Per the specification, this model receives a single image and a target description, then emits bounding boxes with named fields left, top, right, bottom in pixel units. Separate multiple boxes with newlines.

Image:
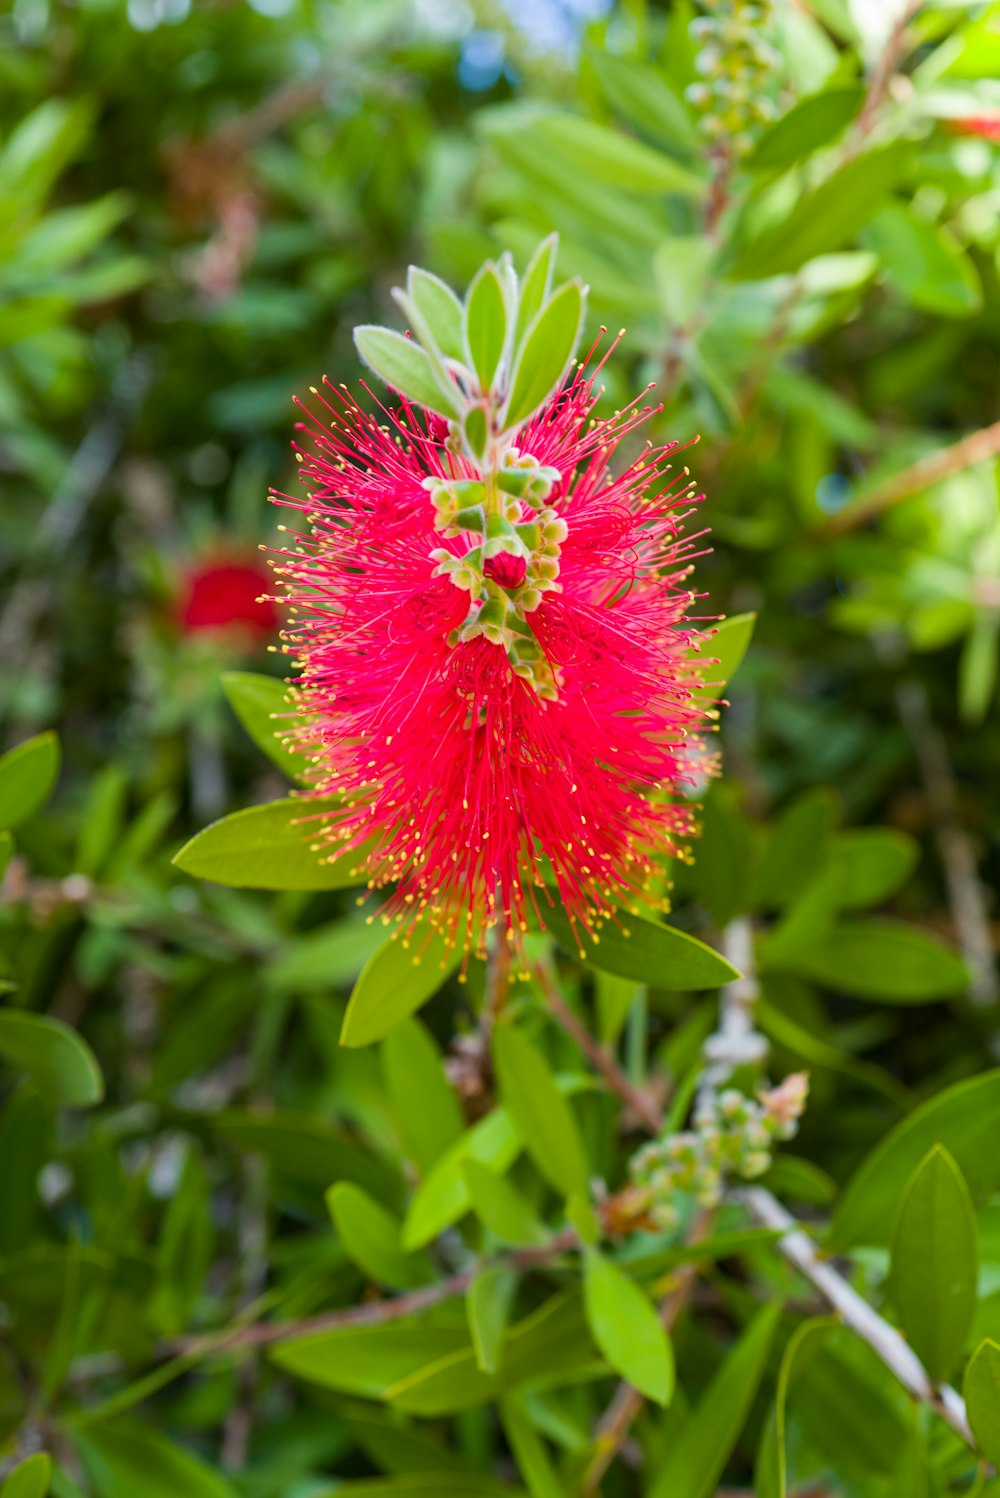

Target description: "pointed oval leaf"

left=514, top=234, right=558, bottom=346
left=402, top=1108, right=522, bottom=1250
left=221, top=672, right=310, bottom=780
left=965, top=1338, right=1000, bottom=1466
left=0, top=732, right=60, bottom=833
left=828, top=828, right=919, bottom=909
left=461, top=1158, right=547, bottom=1246
left=327, top=1182, right=423, bottom=1289
left=382, top=1018, right=464, bottom=1174
left=465, top=263, right=508, bottom=393
left=791, top=919, right=968, bottom=1002
left=544, top=903, right=739, bottom=990
left=832, top=1069, right=1000, bottom=1248
left=748, top=85, right=865, bottom=171
left=889, top=1145, right=978, bottom=1382
left=1, top=1453, right=51, bottom=1498
left=407, top=266, right=466, bottom=361
left=173, top=798, right=371, bottom=890
left=493, top=1023, right=588, bottom=1197
left=531, top=111, right=705, bottom=195
left=692, top=612, right=756, bottom=700
left=0, top=1011, right=103, bottom=1107
left=468, top=1266, right=518, bottom=1375
left=341, top=917, right=461, bottom=1048
left=504, top=281, right=583, bottom=431
left=354, top=325, right=459, bottom=418
left=651, top=1304, right=780, bottom=1498
left=583, top=1247, right=673, bottom=1405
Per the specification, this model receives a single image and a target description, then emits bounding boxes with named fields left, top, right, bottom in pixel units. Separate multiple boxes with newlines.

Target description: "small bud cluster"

left=629, top=1072, right=809, bottom=1231
left=685, top=0, right=781, bottom=159
left=428, top=449, right=567, bottom=701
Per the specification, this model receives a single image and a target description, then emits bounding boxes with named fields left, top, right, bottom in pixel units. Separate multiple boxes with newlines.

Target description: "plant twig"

left=717, top=923, right=976, bottom=1453
left=739, top=1186, right=974, bottom=1447
left=535, top=963, right=665, bottom=1133
left=854, top=0, right=921, bottom=142
left=817, top=418, right=1000, bottom=536
left=173, top=1230, right=579, bottom=1357
left=896, top=681, right=998, bottom=1006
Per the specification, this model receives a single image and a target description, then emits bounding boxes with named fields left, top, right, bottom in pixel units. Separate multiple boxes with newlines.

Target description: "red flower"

left=272, top=347, right=713, bottom=961
left=178, top=556, right=277, bottom=641
left=947, top=116, right=1000, bottom=142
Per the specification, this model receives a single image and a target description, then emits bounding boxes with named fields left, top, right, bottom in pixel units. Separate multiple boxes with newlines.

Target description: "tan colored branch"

left=535, top=963, right=665, bottom=1134
left=818, top=418, right=1000, bottom=536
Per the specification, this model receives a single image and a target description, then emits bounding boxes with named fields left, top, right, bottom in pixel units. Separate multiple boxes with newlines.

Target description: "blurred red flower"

left=177, top=555, right=277, bottom=640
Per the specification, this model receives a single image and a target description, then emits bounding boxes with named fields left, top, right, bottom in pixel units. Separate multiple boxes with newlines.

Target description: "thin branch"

left=717, top=925, right=977, bottom=1454
left=817, top=418, right=1000, bottom=537
left=173, top=1230, right=579, bottom=1358
left=855, top=1, right=921, bottom=141
left=739, top=1186, right=974, bottom=1447
left=535, top=963, right=665, bottom=1133
left=896, top=681, right=998, bottom=1005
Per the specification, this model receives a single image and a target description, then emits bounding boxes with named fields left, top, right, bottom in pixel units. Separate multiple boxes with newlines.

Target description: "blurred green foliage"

left=2, top=0, right=1000, bottom=1494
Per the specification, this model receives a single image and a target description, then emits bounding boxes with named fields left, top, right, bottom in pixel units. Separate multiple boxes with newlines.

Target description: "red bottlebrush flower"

left=947, top=116, right=1000, bottom=142
left=178, top=555, right=278, bottom=641
left=271, top=342, right=714, bottom=963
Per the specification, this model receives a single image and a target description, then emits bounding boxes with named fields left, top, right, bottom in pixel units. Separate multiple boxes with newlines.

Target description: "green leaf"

left=788, top=918, right=968, bottom=1002
left=214, top=1109, right=401, bottom=1204
left=889, top=1145, right=978, bottom=1381
left=964, top=1338, right=1000, bottom=1466
left=1, top=1453, right=51, bottom=1498
left=758, top=992, right=912, bottom=1110
left=862, top=203, right=983, bottom=317
left=755, top=1318, right=836, bottom=1498
left=828, top=828, right=919, bottom=909
left=0, top=1011, right=103, bottom=1107
left=173, top=798, right=371, bottom=890
left=74, top=1422, right=238, bottom=1498
left=271, top=1321, right=471, bottom=1397
left=514, top=235, right=558, bottom=346
left=465, top=262, right=508, bottom=392
left=732, top=141, right=909, bottom=279
left=504, top=281, right=584, bottom=431
left=749, top=789, right=840, bottom=910
left=0, top=732, right=60, bottom=832
left=221, top=671, right=310, bottom=780
left=406, top=266, right=466, bottom=361
left=341, top=917, right=462, bottom=1048
left=402, top=1108, right=522, bottom=1250
left=493, top=1024, right=589, bottom=1198
left=582, top=1247, right=673, bottom=1404
left=313, top=1477, right=518, bottom=1497
left=653, top=235, right=712, bottom=328
left=0, top=98, right=94, bottom=209
left=832, top=1069, right=1000, bottom=1248
left=748, top=85, right=865, bottom=170
left=544, top=903, right=739, bottom=989
left=386, top=1289, right=598, bottom=1415
left=462, top=1158, right=548, bottom=1246
left=585, top=49, right=699, bottom=153
left=469, top=1266, right=517, bottom=1375
left=500, top=1392, right=565, bottom=1498
left=328, top=1182, right=425, bottom=1289
left=651, top=1303, right=780, bottom=1498
left=382, top=1018, right=464, bottom=1174
left=529, top=110, right=704, bottom=196
left=354, top=326, right=459, bottom=418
